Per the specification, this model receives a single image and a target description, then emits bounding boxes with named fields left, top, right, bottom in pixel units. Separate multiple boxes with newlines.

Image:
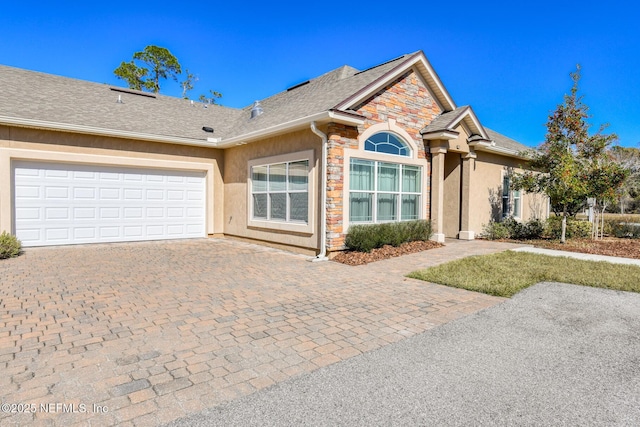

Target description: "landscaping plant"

left=0, top=231, right=21, bottom=259
left=345, top=220, right=432, bottom=253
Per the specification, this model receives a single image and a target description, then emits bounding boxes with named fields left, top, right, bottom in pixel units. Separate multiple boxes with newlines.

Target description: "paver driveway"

left=0, top=238, right=523, bottom=426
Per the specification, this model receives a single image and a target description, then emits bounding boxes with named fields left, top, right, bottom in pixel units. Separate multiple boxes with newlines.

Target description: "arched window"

left=364, top=132, right=411, bottom=157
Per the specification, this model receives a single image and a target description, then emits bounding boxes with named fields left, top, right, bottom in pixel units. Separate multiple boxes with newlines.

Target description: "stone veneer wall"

left=326, top=123, right=359, bottom=250
left=325, top=70, right=442, bottom=252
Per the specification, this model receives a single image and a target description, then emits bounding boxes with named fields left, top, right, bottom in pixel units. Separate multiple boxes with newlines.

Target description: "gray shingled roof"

left=224, top=54, right=414, bottom=139
left=420, top=106, right=470, bottom=134
left=0, top=65, right=243, bottom=141
left=0, top=54, right=414, bottom=143
left=485, top=128, right=530, bottom=153
left=1, top=55, right=528, bottom=154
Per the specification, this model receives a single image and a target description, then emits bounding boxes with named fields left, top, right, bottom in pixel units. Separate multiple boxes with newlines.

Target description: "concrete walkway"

left=0, top=238, right=523, bottom=427
left=513, top=246, right=640, bottom=266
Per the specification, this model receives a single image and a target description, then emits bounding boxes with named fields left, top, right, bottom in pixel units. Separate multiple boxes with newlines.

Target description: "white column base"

left=431, top=233, right=446, bottom=243
left=458, top=230, right=475, bottom=240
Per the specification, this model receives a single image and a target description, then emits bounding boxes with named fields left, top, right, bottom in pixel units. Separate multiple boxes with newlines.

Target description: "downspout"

left=310, top=121, right=328, bottom=261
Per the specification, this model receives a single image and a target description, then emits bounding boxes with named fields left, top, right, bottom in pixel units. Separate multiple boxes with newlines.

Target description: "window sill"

left=248, top=219, right=313, bottom=235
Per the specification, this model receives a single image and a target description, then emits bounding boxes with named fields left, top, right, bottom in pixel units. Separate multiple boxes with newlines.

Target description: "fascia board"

left=335, top=51, right=457, bottom=113
left=214, top=110, right=365, bottom=148
left=472, top=142, right=529, bottom=160
left=421, top=130, right=460, bottom=140
left=0, top=116, right=217, bottom=148
left=452, top=108, right=489, bottom=140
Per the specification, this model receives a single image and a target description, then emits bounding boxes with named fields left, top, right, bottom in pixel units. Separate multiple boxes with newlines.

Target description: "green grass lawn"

left=407, top=251, right=640, bottom=298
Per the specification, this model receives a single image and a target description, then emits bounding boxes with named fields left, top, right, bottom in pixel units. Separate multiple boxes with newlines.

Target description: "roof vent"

left=250, top=101, right=263, bottom=119
left=202, top=126, right=214, bottom=133
left=287, top=80, right=310, bottom=91
left=116, top=94, right=123, bottom=104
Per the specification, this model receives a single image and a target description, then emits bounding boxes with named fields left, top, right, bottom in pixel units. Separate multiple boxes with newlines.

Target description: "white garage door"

left=14, top=161, right=206, bottom=247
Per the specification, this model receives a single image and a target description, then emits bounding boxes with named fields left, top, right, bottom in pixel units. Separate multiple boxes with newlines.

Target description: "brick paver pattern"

left=0, top=238, right=523, bottom=426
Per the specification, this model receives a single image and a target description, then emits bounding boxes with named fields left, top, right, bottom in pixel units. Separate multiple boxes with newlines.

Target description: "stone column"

left=458, top=153, right=476, bottom=240
left=429, top=143, right=447, bottom=243
left=325, top=123, right=359, bottom=252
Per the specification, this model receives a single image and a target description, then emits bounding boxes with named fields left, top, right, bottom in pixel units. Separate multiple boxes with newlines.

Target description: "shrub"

left=482, top=221, right=511, bottom=240
left=0, top=232, right=22, bottom=259
left=344, top=220, right=432, bottom=253
left=605, top=218, right=640, bottom=239
left=520, top=218, right=545, bottom=239
left=482, top=217, right=545, bottom=240
left=545, top=216, right=591, bottom=239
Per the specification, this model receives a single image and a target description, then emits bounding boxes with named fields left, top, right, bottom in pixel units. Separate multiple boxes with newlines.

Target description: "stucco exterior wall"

left=0, top=125, right=225, bottom=237
left=443, top=153, right=461, bottom=237
left=223, top=129, right=322, bottom=253
left=469, top=151, right=548, bottom=235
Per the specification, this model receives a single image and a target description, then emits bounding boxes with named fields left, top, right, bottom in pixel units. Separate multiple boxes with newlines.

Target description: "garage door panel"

left=14, top=161, right=206, bottom=247
left=124, top=226, right=143, bottom=237
left=73, top=171, right=97, bottom=180
left=74, top=228, right=96, bottom=239
left=45, top=170, right=70, bottom=179
left=124, top=189, right=143, bottom=200
left=100, top=188, right=120, bottom=199
left=15, top=185, right=40, bottom=198
left=45, top=207, right=70, bottom=220
left=74, top=187, right=96, bottom=199
left=46, top=228, right=69, bottom=241
left=73, top=207, right=97, bottom=219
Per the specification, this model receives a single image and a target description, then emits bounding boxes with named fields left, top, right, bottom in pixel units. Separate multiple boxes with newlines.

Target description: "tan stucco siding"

left=469, top=151, right=548, bottom=235
left=223, top=129, right=322, bottom=252
left=448, top=126, right=471, bottom=154
left=0, top=125, right=225, bottom=236
left=443, top=153, right=461, bottom=237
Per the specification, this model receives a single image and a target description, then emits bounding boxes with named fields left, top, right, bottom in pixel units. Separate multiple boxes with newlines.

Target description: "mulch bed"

left=331, top=237, right=640, bottom=266
left=332, top=240, right=443, bottom=266
left=526, top=238, right=640, bottom=260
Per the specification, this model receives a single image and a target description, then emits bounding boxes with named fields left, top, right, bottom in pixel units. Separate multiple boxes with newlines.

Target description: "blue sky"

left=1, top=1, right=638, bottom=147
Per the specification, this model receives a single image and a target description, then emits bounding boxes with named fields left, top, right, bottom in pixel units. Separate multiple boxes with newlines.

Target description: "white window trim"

left=512, top=188, right=522, bottom=219
left=501, top=170, right=522, bottom=220
left=344, top=122, right=425, bottom=232
left=247, top=150, right=315, bottom=234
left=359, top=119, right=419, bottom=156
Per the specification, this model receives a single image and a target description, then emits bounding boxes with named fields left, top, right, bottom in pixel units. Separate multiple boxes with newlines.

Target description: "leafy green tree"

left=113, top=60, right=148, bottom=91
left=114, top=45, right=182, bottom=93
left=198, top=89, right=222, bottom=105
left=512, top=65, right=627, bottom=242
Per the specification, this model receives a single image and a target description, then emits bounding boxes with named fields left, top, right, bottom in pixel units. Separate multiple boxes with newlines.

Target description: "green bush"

left=482, top=217, right=545, bottom=240
left=345, top=220, right=432, bottom=253
left=605, top=219, right=640, bottom=238
left=0, top=232, right=22, bottom=259
left=545, top=216, right=591, bottom=239
left=522, top=218, right=545, bottom=239
left=482, top=221, right=511, bottom=240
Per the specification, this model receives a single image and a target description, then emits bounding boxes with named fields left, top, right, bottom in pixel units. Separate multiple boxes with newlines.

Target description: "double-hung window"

left=502, top=174, right=521, bottom=218
left=251, top=160, right=309, bottom=223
